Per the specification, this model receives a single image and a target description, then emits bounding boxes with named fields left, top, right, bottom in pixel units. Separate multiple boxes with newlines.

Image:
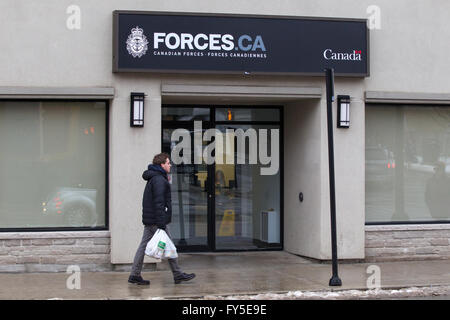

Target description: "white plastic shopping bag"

left=145, top=229, right=165, bottom=259
left=162, top=232, right=178, bottom=259
left=145, top=229, right=178, bottom=259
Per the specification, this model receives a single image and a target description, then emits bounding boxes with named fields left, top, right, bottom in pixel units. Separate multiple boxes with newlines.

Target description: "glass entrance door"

left=162, top=106, right=282, bottom=252
left=162, top=107, right=212, bottom=251
left=214, top=123, right=281, bottom=250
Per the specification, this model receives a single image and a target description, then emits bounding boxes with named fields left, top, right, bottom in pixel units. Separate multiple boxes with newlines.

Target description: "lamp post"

left=325, top=68, right=342, bottom=287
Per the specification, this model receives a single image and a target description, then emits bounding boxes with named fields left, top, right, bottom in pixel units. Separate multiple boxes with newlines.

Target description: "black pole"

left=325, top=68, right=342, bottom=286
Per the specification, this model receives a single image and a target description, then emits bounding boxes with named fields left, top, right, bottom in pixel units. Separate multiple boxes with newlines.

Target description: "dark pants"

left=130, top=224, right=182, bottom=277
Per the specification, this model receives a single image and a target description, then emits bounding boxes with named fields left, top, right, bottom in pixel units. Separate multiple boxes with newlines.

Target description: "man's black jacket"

left=142, top=164, right=172, bottom=227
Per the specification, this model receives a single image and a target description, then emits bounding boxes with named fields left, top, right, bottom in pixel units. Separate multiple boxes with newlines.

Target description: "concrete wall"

left=284, top=79, right=365, bottom=260
left=321, top=79, right=366, bottom=259
left=284, top=99, right=323, bottom=258
left=109, top=76, right=162, bottom=264
left=2, top=0, right=449, bottom=91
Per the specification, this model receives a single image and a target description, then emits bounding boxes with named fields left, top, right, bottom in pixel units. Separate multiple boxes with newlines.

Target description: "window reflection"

left=366, top=105, right=450, bottom=223
left=0, top=101, right=106, bottom=228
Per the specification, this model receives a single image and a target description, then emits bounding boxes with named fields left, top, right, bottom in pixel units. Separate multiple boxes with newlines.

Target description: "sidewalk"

left=0, top=251, right=449, bottom=299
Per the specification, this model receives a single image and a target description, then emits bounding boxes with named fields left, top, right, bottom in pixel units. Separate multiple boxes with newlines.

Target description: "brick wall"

left=365, top=225, right=450, bottom=262
left=0, top=231, right=112, bottom=272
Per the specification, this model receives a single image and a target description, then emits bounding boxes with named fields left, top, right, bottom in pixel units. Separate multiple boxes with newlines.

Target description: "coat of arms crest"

left=126, top=26, right=148, bottom=58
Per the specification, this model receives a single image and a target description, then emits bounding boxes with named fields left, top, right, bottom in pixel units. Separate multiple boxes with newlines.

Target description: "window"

left=216, top=107, right=280, bottom=122
left=0, top=101, right=107, bottom=229
left=366, top=104, right=450, bottom=224
left=162, top=107, right=210, bottom=121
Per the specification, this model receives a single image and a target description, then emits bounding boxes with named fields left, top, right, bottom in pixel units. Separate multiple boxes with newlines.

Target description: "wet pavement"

left=0, top=251, right=449, bottom=299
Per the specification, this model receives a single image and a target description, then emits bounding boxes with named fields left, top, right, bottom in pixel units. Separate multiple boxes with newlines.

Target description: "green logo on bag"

left=157, top=241, right=166, bottom=250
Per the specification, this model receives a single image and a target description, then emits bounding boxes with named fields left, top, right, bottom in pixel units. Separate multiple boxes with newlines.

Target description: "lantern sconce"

left=130, top=92, right=145, bottom=127
left=337, top=95, right=351, bottom=128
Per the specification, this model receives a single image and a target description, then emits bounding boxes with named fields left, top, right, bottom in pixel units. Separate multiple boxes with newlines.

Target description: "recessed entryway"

left=162, top=105, right=282, bottom=252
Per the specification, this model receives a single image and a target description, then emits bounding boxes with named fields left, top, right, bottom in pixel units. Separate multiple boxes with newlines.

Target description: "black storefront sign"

left=113, top=11, right=369, bottom=77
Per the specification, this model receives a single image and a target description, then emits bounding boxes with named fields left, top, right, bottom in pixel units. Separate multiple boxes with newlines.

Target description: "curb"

left=147, top=284, right=450, bottom=300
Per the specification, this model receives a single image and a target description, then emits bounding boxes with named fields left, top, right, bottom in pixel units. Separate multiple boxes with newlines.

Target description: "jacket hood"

left=142, top=164, right=167, bottom=181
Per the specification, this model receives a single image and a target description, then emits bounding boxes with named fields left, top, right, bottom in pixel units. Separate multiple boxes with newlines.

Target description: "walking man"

left=128, top=153, right=196, bottom=285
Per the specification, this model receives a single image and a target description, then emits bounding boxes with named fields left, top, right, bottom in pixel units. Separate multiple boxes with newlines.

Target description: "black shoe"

left=174, top=272, right=196, bottom=284
left=128, top=275, right=150, bottom=285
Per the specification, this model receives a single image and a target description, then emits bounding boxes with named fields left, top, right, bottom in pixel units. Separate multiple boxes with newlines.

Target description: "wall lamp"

left=130, top=92, right=145, bottom=127
left=337, top=95, right=351, bottom=128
